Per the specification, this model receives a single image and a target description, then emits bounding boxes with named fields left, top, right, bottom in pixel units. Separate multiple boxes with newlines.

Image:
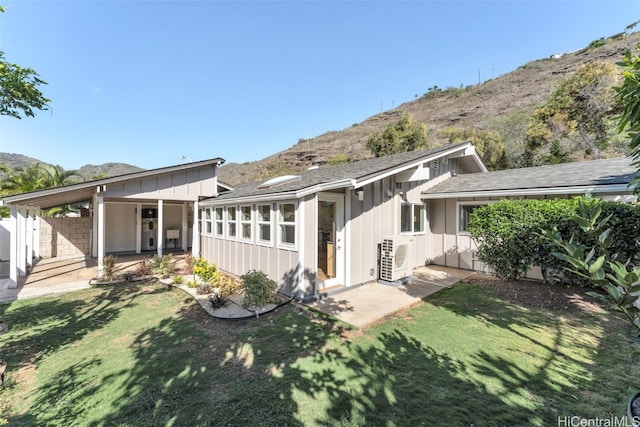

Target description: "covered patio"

left=0, top=158, right=226, bottom=289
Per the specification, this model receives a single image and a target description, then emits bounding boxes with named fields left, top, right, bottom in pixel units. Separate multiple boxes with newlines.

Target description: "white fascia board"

left=201, top=191, right=299, bottom=206
left=421, top=184, right=632, bottom=199
left=355, top=143, right=480, bottom=189
left=296, top=179, right=355, bottom=198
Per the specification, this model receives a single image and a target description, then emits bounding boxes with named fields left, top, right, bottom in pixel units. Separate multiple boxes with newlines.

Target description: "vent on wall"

left=379, top=235, right=413, bottom=282
left=432, top=159, right=440, bottom=170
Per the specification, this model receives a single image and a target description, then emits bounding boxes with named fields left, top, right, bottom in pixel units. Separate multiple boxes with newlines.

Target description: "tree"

left=366, top=113, right=428, bottom=157
left=0, top=8, right=50, bottom=119
left=0, top=164, right=81, bottom=217
left=440, top=126, right=508, bottom=170
left=616, top=44, right=640, bottom=192
left=525, top=61, right=619, bottom=162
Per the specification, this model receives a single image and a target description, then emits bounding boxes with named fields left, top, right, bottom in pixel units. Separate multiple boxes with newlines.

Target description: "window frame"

left=256, top=203, right=273, bottom=246
left=203, top=207, right=213, bottom=236
left=400, top=202, right=426, bottom=235
left=214, top=207, right=224, bottom=237
left=226, top=206, right=238, bottom=240
left=277, top=201, right=297, bottom=248
left=457, top=201, right=492, bottom=235
left=240, top=205, right=253, bottom=242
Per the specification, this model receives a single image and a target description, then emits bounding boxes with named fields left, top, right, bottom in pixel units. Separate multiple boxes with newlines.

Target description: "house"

left=198, top=142, right=486, bottom=301
left=2, top=143, right=637, bottom=300
left=0, top=157, right=228, bottom=288
left=421, top=156, right=637, bottom=278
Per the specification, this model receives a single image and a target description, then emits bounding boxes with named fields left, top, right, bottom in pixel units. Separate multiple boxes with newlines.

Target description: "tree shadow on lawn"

left=425, top=282, right=640, bottom=422
left=0, top=281, right=168, bottom=423
left=86, top=302, right=536, bottom=426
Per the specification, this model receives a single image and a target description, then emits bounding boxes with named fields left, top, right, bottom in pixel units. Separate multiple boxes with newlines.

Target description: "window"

left=278, top=202, right=296, bottom=246
left=227, top=206, right=237, bottom=239
left=240, top=206, right=252, bottom=241
left=215, top=207, right=224, bottom=237
left=458, top=203, right=489, bottom=233
left=401, top=203, right=426, bottom=234
left=204, top=208, right=212, bottom=235
left=257, top=204, right=271, bottom=243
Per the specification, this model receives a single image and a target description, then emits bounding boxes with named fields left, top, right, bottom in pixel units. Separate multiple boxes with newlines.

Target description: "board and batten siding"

left=200, top=211, right=303, bottom=297
left=101, top=168, right=218, bottom=201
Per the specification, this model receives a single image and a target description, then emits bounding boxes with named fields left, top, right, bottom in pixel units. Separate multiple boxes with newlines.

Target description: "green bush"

left=149, top=254, right=173, bottom=276
left=172, top=275, right=184, bottom=285
left=468, top=196, right=640, bottom=283
left=241, top=270, right=277, bottom=308
left=193, top=258, right=220, bottom=284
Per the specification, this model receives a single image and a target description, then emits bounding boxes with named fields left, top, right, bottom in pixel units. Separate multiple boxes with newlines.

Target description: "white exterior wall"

left=0, top=218, right=10, bottom=261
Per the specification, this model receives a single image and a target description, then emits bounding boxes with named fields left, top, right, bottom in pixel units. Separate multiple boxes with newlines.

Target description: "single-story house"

left=0, top=157, right=228, bottom=288
left=2, top=142, right=637, bottom=301
left=198, top=145, right=637, bottom=300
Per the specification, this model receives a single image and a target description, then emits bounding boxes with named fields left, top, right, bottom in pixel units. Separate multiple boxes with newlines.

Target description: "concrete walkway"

left=307, top=265, right=476, bottom=328
left=0, top=255, right=152, bottom=303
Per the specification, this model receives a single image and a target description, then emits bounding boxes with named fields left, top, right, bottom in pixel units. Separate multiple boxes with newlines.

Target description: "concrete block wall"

left=40, top=217, right=92, bottom=258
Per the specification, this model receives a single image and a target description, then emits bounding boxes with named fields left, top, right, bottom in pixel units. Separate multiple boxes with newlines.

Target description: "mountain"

left=218, top=31, right=640, bottom=187
left=0, top=153, right=143, bottom=179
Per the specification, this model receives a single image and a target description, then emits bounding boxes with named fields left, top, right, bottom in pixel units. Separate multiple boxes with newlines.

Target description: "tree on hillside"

left=0, top=7, right=50, bottom=119
left=440, top=126, right=508, bottom=170
left=366, top=113, right=428, bottom=157
left=0, top=164, right=81, bottom=217
left=616, top=44, right=640, bottom=192
left=525, top=61, right=619, bottom=164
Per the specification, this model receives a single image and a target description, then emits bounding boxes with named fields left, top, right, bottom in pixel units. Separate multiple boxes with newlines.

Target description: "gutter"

left=421, top=184, right=632, bottom=199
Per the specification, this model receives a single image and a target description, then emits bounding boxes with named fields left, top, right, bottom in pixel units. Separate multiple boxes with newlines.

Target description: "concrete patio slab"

left=307, top=265, right=476, bottom=328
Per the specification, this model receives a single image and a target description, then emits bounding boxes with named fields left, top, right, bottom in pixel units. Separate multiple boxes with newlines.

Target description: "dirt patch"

left=472, top=274, right=607, bottom=314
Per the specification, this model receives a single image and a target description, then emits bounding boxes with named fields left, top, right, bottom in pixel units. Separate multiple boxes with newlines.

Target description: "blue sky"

left=0, top=1, right=638, bottom=171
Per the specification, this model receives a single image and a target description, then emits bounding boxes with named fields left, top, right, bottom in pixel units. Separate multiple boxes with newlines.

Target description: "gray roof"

left=423, top=157, right=637, bottom=198
left=208, top=142, right=475, bottom=203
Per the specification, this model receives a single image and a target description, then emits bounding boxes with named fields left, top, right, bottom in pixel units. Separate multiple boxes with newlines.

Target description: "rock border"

left=160, top=277, right=291, bottom=320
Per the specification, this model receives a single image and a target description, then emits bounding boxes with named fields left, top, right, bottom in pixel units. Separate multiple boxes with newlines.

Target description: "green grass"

left=0, top=280, right=638, bottom=426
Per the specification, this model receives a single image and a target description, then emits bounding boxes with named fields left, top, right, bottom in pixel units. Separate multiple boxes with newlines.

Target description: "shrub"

left=102, top=255, right=117, bottom=282
left=241, top=270, right=277, bottom=308
left=187, top=279, right=198, bottom=289
left=209, top=293, right=226, bottom=309
left=136, top=259, right=151, bottom=276
left=218, top=272, right=242, bottom=297
left=193, top=258, right=220, bottom=285
left=468, top=196, right=640, bottom=283
left=172, top=275, right=184, bottom=285
left=196, top=282, right=212, bottom=295
left=149, top=254, right=173, bottom=276
left=183, top=252, right=194, bottom=275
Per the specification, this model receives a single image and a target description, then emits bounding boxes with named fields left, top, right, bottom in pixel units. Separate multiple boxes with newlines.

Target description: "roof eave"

left=355, top=142, right=484, bottom=188
left=421, top=184, right=632, bottom=199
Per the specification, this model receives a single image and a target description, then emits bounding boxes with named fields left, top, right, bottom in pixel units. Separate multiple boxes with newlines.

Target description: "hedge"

left=467, top=196, right=640, bottom=284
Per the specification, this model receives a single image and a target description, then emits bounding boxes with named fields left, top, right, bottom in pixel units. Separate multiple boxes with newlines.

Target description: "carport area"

left=0, top=254, right=179, bottom=302
left=306, top=265, right=476, bottom=328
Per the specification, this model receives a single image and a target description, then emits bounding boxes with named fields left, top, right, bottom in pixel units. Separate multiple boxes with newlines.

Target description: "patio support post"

left=8, top=205, right=18, bottom=288
left=91, top=193, right=99, bottom=258
left=33, top=207, right=41, bottom=260
left=97, top=196, right=105, bottom=278
left=192, top=200, right=200, bottom=257
left=157, top=200, right=164, bottom=256
left=17, top=205, right=26, bottom=277
left=26, top=207, right=33, bottom=270
left=181, top=202, right=188, bottom=251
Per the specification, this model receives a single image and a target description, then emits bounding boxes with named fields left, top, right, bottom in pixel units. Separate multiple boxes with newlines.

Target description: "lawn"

left=0, top=278, right=638, bottom=426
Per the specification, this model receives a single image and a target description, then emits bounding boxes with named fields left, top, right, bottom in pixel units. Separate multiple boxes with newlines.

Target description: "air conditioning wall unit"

left=379, top=235, right=414, bottom=282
